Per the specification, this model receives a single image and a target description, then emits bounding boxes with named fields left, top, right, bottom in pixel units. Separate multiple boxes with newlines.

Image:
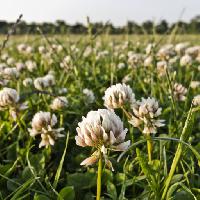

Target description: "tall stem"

left=146, top=135, right=153, bottom=163
left=161, top=106, right=194, bottom=200
left=96, top=152, right=102, bottom=200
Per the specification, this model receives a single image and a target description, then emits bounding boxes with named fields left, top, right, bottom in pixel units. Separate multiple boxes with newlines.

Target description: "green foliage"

left=0, top=32, right=199, bottom=200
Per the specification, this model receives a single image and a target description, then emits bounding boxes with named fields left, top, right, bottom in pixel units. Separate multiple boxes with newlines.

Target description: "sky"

left=0, top=0, right=199, bottom=25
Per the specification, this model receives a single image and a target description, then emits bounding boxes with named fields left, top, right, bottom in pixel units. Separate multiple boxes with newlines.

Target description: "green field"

left=0, top=33, right=199, bottom=200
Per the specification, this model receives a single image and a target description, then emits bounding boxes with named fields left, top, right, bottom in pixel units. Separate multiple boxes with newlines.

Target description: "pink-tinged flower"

left=173, top=83, right=187, bottom=101
left=129, top=97, right=165, bottom=135
left=28, top=111, right=64, bottom=148
left=0, top=87, right=28, bottom=120
left=193, top=95, right=200, bottom=106
left=75, top=109, right=130, bottom=169
left=103, top=83, right=136, bottom=109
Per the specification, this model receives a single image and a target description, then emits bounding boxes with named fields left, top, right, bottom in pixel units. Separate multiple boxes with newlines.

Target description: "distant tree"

left=142, top=20, right=153, bottom=34
left=1, top=15, right=200, bottom=35
left=156, top=20, right=168, bottom=34
left=189, top=16, right=200, bottom=33
left=0, top=20, right=8, bottom=34
left=170, top=21, right=189, bottom=34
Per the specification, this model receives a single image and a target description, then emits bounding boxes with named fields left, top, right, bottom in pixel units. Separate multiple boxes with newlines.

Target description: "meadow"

left=0, top=32, right=199, bottom=200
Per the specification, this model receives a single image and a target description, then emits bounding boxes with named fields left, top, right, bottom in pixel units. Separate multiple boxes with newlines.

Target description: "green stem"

left=121, top=107, right=132, bottom=120
left=60, top=113, right=63, bottom=127
left=161, top=106, right=194, bottom=200
left=96, top=152, right=102, bottom=200
left=146, top=135, right=153, bottom=163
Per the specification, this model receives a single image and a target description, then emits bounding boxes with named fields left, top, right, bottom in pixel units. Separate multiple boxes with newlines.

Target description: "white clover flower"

left=0, top=87, right=28, bottom=120
left=175, top=42, right=189, bottom=55
left=144, top=56, right=153, bottom=67
left=173, top=83, right=187, bottom=101
left=193, top=95, right=200, bottom=106
left=157, top=44, right=175, bottom=60
left=156, top=61, right=168, bottom=77
left=128, top=53, right=144, bottom=68
left=43, top=74, right=55, bottom=86
left=15, top=62, right=25, bottom=72
left=190, top=81, right=200, bottom=89
left=34, top=77, right=46, bottom=91
left=28, top=111, right=64, bottom=148
left=129, top=97, right=165, bottom=135
left=145, top=43, right=155, bottom=55
left=34, top=74, right=55, bottom=91
left=50, top=96, right=68, bottom=110
left=83, top=88, right=95, bottom=104
left=103, top=83, right=136, bottom=109
left=3, top=67, right=19, bottom=79
left=56, top=45, right=63, bottom=53
left=185, top=46, right=200, bottom=58
left=52, top=44, right=63, bottom=53
left=23, top=78, right=33, bottom=87
left=26, top=46, right=33, bottom=54
left=60, top=56, right=72, bottom=69
left=180, top=54, right=192, bottom=66
left=17, top=43, right=27, bottom=52
left=117, top=62, right=126, bottom=69
left=38, top=46, right=47, bottom=54
left=25, top=60, right=37, bottom=72
left=70, top=45, right=79, bottom=53
left=96, top=50, right=109, bottom=60
left=59, top=88, right=68, bottom=95
left=7, top=57, right=15, bottom=65
left=0, top=88, right=19, bottom=109
left=75, top=109, right=130, bottom=168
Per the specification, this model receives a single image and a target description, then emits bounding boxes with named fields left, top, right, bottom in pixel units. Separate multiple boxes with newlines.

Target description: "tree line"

left=0, top=16, right=200, bottom=35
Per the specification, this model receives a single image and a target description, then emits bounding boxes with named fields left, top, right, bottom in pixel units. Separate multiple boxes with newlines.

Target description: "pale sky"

left=0, top=0, right=199, bottom=25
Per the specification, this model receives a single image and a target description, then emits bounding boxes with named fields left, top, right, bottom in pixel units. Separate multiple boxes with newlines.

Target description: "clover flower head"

left=180, top=54, right=192, bottom=66
left=0, top=88, right=19, bottom=109
left=0, top=87, right=28, bottom=120
left=144, top=56, right=153, bottom=67
left=3, top=67, right=19, bottom=79
left=34, top=74, right=55, bottom=90
left=83, top=88, right=95, bottom=104
left=175, top=42, right=189, bottom=55
left=173, top=83, right=187, bottom=101
left=28, top=111, right=64, bottom=148
left=129, top=97, right=165, bottom=135
left=156, top=61, right=168, bottom=77
left=190, top=81, right=200, bottom=89
left=25, top=60, right=37, bottom=72
left=103, top=83, right=136, bottom=109
left=50, top=96, right=68, bottom=110
left=23, top=78, right=33, bottom=87
left=193, top=95, right=200, bottom=106
left=75, top=109, right=130, bottom=168
left=15, top=62, right=25, bottom=72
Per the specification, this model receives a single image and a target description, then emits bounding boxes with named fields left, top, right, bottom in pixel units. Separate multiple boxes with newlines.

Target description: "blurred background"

left=0, top=0, right=199, bottom=34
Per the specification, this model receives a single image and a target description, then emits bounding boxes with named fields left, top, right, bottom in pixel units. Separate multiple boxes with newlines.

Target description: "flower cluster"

left=173, top=83, right=187, bottom=101
left=83, top=88, right=95, bottom=104
left=193, top=95, right=200, bottom=106
left=129, top=97, right=165, bottom=135
left=0, top=87, right=28, bottom=120
left=34, top=74, right=55, bottom=91
left=103, top=83, right=135, bottom=109
left=50, top=96, right=68, bottom=110
left=75, top=109, right=130, bottom=168
left=28, top=111, right=64, bottom=148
